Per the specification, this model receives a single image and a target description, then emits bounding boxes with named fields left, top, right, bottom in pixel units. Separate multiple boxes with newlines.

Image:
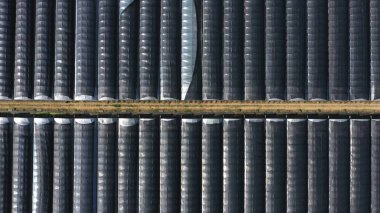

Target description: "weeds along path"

left=0, top=100, right=378, bottom=116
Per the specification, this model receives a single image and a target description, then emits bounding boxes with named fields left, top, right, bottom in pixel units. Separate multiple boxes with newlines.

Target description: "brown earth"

left=0, top=100, right=379, bottom=116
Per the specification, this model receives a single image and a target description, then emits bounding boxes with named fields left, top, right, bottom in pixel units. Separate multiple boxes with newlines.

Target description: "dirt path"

left=0, top=100, right=379, bottom=116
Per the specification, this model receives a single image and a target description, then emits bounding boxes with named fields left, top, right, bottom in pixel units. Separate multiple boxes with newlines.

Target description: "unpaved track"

left=0, top=100, right=379, bottom=116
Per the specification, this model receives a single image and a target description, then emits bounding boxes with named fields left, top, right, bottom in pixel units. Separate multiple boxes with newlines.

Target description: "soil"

left=0, top=100, right=378, bottom=116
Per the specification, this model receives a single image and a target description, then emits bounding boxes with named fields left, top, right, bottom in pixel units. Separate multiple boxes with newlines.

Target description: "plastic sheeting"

left=202, top=0, right=223, bottom=100
left=265, top=119, right=286, bottom=213
left=371, top=0, right=380, bottom=100
left=139, top=0, right=160, bottom=100
left=32, top=118, right=53, bottom=213
left=0, top=0, right=14, bottom=99
left=117, top=118, right=138, bottom=212
left=54, top=0, right=75, bottom=100
left=307, top=0, right=328, bottom=100
left=328, top=0, right=349, bottom=100
left=14, top=0, right=34, bottom=99
left=372, top=119, right=380, bottom=212
left=119, top=0, right=134, bottom=15
left=181, top=0, right=201, bottom=100
left=160, top=118, right=181, bottom=212
left=349, top=0, right=370, bottom=100
left=97, top=0, right=118, bottom=100
left=3, top=1, right=380, bottom=100
left=98, top=1, right=117, bottom=99
left=329, top=119, right=350, bottom=212
left=3, top=117, right=380, bottom=211
left=265, top=0, right=286, bottom=100
left=186, top=0, right=203, bottom=101
left=73, top=119, right=95, bottom=213
left=223, top=0, right=244, bottom=100
left=118, top=0, right=139, bottom=100
left=286, top=0, right=306, bottom=100
left=74, top=0, right=96, bottom=100
left=244, top=119, right=265, bottom=213
left=12, top=118, right=32, bottom=212
left=350, top=119, right=371, bottom=212
left=97, top=119, right=117, bottom=212
left=223, top=119, right=244, bottom=212
left=307, top=119, right=328, bottom=212
left=34, top=0, right=54, bottom=100
left=160, top=0, right=181, bottom=100
left=286, top=119, right=307, bottom=212
left=0, top=118, right=11, bottom=211
left=202, top=119, right=223, bottom=212
left=181, top=119, right=202, bottom=212
left=138, top=118, right=159, bottom=212
left=52, top=119, right=73, bottom=213
left=244, top=0, right=265, bottom=100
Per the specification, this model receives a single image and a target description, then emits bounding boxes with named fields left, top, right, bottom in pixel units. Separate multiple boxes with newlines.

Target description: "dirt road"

left=0, top=100, right=379, bottom=116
